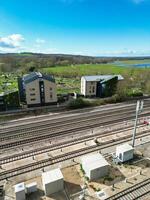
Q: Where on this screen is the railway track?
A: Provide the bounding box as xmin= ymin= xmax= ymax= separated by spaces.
xmin=0 ymin=104 xmax=149 ymax=146
xmin=0 ymin=105 xmax=136 ymax=134
xmin=0 ymin=110 xmax=148 ymax=149
xmin=0 ymin=103 xmax=136 ymax=129
xmin=1 ymin=98 xmax=150 ymax=129
xmin=0 ymin=131 xmax=149 ymax=181
xmin=106 ymin=178 xmax=150 ymax=200
xmin=0 ymin=123 xmax=143 ymax=164
xmin=1 ymin=102 xmax=150 ymax=135
xmin=0 ymin=109 xmax=137 ymax=139
xmin=0 ymin=109 xmax=142 ymax=142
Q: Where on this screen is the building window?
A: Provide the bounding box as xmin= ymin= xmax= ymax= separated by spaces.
xmin=50 ymin=93 xmax=53 ymax=99
xmin=29 ymin=88 xmax=35 ymax=91
xmin=92 ymin=86 xmax=95 ymax=93
xmin=31 ymin=98 xmax=36 ymax=101
xmin=50 ymin=87 xmax=52 ymax=91
xmin=30 ymin=93 xmax=35 ymax=96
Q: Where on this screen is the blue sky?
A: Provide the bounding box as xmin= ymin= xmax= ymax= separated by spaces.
xmin=0 ymin=0 xmax=150 ymax=56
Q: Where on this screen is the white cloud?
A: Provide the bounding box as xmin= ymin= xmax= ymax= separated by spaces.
xmin=35 ymin=38 xmax=46 ymax=44
xmin=0 ymin=34 xmax=24 ymax=53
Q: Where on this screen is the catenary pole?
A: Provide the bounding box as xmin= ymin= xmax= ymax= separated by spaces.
xmin=132 ymin=100 xmax=144 ymax=147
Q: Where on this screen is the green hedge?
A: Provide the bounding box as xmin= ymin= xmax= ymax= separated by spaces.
xmin=67 ymin=98 xmax=91 ymax=109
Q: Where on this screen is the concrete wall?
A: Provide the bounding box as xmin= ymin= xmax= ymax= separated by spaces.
xmin=83 ymin=164 xmax=109 ymax=180
xmin=81 ymin=77 xmax=86 ymax=96
xmin=116 ymin=149 xmax=134 ymax=162
xmin=15 ymin=183 xmax=26 ymax=200
xmin=43 ymin=179 xmax=64 ymax=196
xmin=85 ymin=81 xmax=97 ymax=97
xmin=15 ymin=191 xmax=26 ymax=200
xmin=44 ymin=79 xmax=57 ymax=103
xmin=123 ymin=150 xmax=134 ymax=162
xmin=25 ymin=79 xmax=41 ymax=105
xmin=81 ymin=77 xmax=97 ymax=97
xmin=87 ymin=166 xmax=109 ymax=180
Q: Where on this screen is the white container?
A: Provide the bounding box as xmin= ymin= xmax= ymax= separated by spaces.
xmin=42 ymin=168 xmax=64 ymax=196
xmin=15 ymin=182 xmax=26 ymax=200
xmin=116 ymin=143 xmax=134 ymax=163
xmin=26 ymin=182 xmax=37 ymax=194
xmin=81 ymin=153 xmax=109 ymax=180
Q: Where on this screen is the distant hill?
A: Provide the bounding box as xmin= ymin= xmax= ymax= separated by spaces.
xmin=0 ymin=52 xmax=150 ymax=73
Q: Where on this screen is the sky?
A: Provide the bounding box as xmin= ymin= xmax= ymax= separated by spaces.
xmin=0 ymin=0 xmax=150 ymax=56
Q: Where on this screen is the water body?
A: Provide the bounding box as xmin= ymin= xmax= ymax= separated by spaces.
xmin=113 ymin=61 xmax=150 ymax=68
xmin=132 ymin=63 xmax=150 ymax=68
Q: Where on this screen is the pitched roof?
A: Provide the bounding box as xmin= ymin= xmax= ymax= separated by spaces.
xmin=23 ymin=72 xmax=55 ymax=84
xmin=81 ymin=153 xmax=109 ymax=170
xmin=42 ymin=168 xmax=63 ymax=184
xmin=116 ymin=143 xmax=133 ymax=153
xmin=82 ymin=75 xmax=124 ymax=82
xmin=15 ymin=182 xmax=25 ymax=193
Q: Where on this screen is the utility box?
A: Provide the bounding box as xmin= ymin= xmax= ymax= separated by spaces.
xmin=81 ymin=153 xmax=109 ymax=180
xmin=26 ymin=182 xmax=37 ymax=194
xmin=116 ymin=143 xmax=134 ymax=163
xmin=42 ymin=168 xmax=64 ymax=196
xmin=15 ymin=182 xmax=26 ymax=200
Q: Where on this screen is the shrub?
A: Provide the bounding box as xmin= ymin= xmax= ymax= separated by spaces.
xmin=85 ymin=176 xmax=89 ymax=181
xmin=80 ymin=164 xmax=85 ymax=174
xmin=57 ymin=95 xmax=66 ymax=103
xmin=90 ymin=185 xmax=101 ymax=192
xmin=127 ymin=89 xmax=143 ymax=97
xmin=68 ymin=98 xmax=91 ymax=109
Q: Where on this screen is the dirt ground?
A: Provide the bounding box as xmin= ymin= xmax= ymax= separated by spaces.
xmin=62 ymin=165 xmax=83 ymax=197
xmin=1 ymin=122 xmax=150 ymax=200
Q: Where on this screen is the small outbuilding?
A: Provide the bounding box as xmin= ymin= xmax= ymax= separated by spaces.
xmin=116 ymin=143 xmax=134 ymax=163
xmin=81 ymin=153 xmax=109 ymax=180
xmin=26 ymin=182 xmax=37 ymax=194
xmin=42 ymin=168 xmax=64 ymax=196
xmin=15 ymin=182 xmax=26 ymax=200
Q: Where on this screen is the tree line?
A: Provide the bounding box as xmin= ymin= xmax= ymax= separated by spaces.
xmin=1 ymin=52 xmax=149 ymax=73
xmin=0 ymin=53 xmax=116 ymax=73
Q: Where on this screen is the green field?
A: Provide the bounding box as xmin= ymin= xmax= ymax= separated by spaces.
xmin=41 ymin=63 xmax=149 ymax=94
xmin=41 ymin=64 xmax=129 ymax=77
xmin=0 ymin=74 xmax=18 ymax=93
xmin=56 ymin=77 xmax=80 ymax=94
xmin=1 ymin=61 xmax=150 ymax=95
xmin=41 ymin=63 xmax=150 ymax=81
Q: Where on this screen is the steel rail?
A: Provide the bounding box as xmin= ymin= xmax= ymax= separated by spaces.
xmin=0 ymin=110 xmax=148 ymax=149
xmin=0 ymin=105 xmax=138 ymax=134
xmin=0 ymin=124 xmax=142 ymax=164
xmin=1 ymin=102 xmax=150 ymax=134
xmin=106 ymin=178 xmax=150 ymax=200
xmin=1 ymin=98 xmax=150 ymax=129
xmin=0 ymin=131 xmax=149 ymax=181
xmin=0 ymin=109 xmax=140 ymax=141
